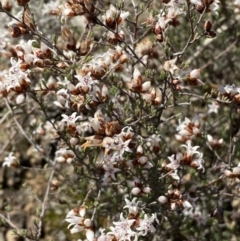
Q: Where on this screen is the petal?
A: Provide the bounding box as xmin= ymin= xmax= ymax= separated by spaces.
xmin=86 ymin=229 xmax=94 ymax=241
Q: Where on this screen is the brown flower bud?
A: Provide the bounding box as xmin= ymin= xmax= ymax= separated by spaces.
xmin=17 ymin=0 xmax=30 ymax=6
xmin=19 ymin=61 xmax=30 ymax=71
xmin=2 ymin=0 xmax=13 ymax=11
xmin=162 ymin=0 xmax=171 ymax=3
xmin=105 ymin=121 xmax=121 ymax=136
xmin=34 ymin=59 xmax=44 ymax=68
xmin=105 ymin=18 xmax=117 ymax=30
xmin=208 ymin=30 xmax=217 ymax=38
xmin=9 ymin=25 xmax=22 ymax=38
xmin=78 ymin=40 xmax=92 ymax=56
xmin=204 ymin=20 xmax=212 ymax=32
xmin=35 ymin=50 xmax=46 ymax=59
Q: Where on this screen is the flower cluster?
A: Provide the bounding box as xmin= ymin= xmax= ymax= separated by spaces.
xmin=66 ymin=197 xmax=158 ymax=241
xmin=65 ymin=205 xmax=94 ymax=240
xmin=218 ymin=84 xmax=240 ymax=105
xmin=164 ymin=140 xmax=204 ymax=181
xmin=1 ymin=1 xmax=240 ymax=241
xmin=175 ymin=117 xmax=201 ymax=142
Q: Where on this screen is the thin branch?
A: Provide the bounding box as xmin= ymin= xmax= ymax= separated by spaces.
xmin=173 ymin=6 xmax=206 ymax=57
xmin=91 ymin=189 xmax=102 ymax=222
xmin=0 ymin=6 xmax=69 ymax=61
xmin=4 ymin=98 xmax=44 ymax=155
xmin=0 ymin=213 xmax=31 ymax=241
xmin=36 ymin=159 xmax=57 ymax=239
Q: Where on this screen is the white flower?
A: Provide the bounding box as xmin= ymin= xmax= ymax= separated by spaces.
xmin=218 ymin=84 xmax=240 ymax=96
xmin=207 ymin=134 xmax=223 ymax=147
xmin=191 ymin=152 xmax=205 ymax=172
xmin=2 ymin=152 xmax=18 ymax=167
xmin=208 ymin=101 xmax=219 ymax=114
xmin=188 ymin=69 xmax=203 ymax=86
xmin=54 ymin=88 xmax=70 ymax=109
xmin=110 ymin=136 xmax=132 ymax=157
xmin=55 ymin=148 xmax=75 ymax=163
xmin=66 ymin=207 xmax=94 ymax=240
xmin=183 ymin=200 xmax=193 ymax=209
xmin=102 ymin=4 xmax=130 ymax=28
xmin=66 ymin=216 xmax=84 ymax=234
xmin=169 ymin=170 xmax=180 ymax=181
xmin=181 ymin=140 xmax=200 ymax=157
xmin=108 ymin=213 xmax=136 ymax=241
xmin=103 ymin=161 xmax=120 ymax=182
xmin=123 ymin=197 xmax=141 ymax=215
xmin=136 ymin=214 xmax=157 ymax=236
xmin=146 ymin=134 xmax=161 ymax=151
xmin=166 ymin=153 xmax=183 ymax=170
xmin=75 ymin=73 xmax=98 ymax=93
xmin=176 ymin=117 xmax=200 ymax=142
xmin=61 ymin=112 xmax=81 ymax=127
xmin=97 ymin=229 xmax=112 ymax=241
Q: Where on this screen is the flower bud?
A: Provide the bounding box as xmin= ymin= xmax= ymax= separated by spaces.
xmin=84 ymin=218 xmax=92 ymax=228
xmin=184 ymin=200 xmax=192 ymax=209
xmin=119 ymin=30 xmax=125 ymax=41
xmin=131 ymin=187 xmax=141 ymax=195
xmin=141 ymin=81 xmax=151 ymax=92
xmin=70 ymin=137 xmax=79 ymax=146
xmin=9 ymin=25 xmax=22 ymax=38
xmin=204 ymin=20 xmax=212 ymax=32
xmin=17 ymin=0 xmax=30 ymax=6
xmin=137 ymin=145 xmax=143 ymax=156
xmin=233 ymin=167 xmax=240 ymax=176
xmin=19 ymin=62 xmax=30 ymax=71
xmin=138 ymin=156 xmax=148 ymax=165
xmin=50 ymin=179 xmax=60 ymax=191
xmin=2 ymin=0 xmax=13 ymax=11
xmin=143 ymin=186 xmax=151 ymax=194
xmin=16 ymin=93 xmax=26 ymax=104
xmin=208 ymin=30 xmax=217 ymax=38
xmin=101 ymin=84 xmax=109 ymax=101
xmin=158 ymin=195 xmax=168 ymax=204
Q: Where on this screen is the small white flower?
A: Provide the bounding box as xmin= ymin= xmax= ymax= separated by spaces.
xmin=136 ymin=214 xmax=157 ymax=236
xmin=191 ymin=152 xmax=205 ymax=172
xmin=61 ymin=112 xmax=81 ymax=127
xmin=123 ymin=197 xmax=141 ymax=215
xmin=55 ymin=148 xmax=75 ymax=163
xmin=103 ymin=161 xmax=120 ymax=182
xmin=169 ymin=170 xmax=180 ymax=181
xmin=166 ymin=153 xmax=183 ymax=170
xmin=181 ymin=140 xmax=200 ymax=157
xmin=75 ymin=73 xmax=98 ymax=93
xmin=2 ymin=152 xmax=18 ymax=167
xmin=108 ymin=213 xmax=136 ymax=240
xmin=208 ymin=101 xmax=219 ymax=114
